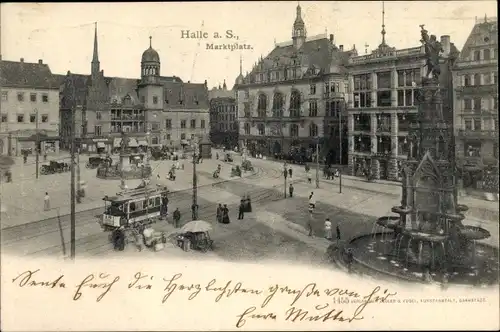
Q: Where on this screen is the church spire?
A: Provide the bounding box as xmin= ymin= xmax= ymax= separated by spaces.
xmin=292 ymin=3 xmax=306 ymax=49
xmin=239 ymin=54 xmax=242 ymax=75
xmin=91 ymin=22 xmax=100 ymax=77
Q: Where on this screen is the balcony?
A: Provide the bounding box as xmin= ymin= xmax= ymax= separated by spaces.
xmin=455 ymin=84 xmax=497 ymax=95
xmin=460 ymin=108 xmax=497 ymax=116
xmin=454 ymin=59 xmax=498 ymax=68
xmin=376 ymin=125 xmax=392 ymax=134
xmin=458 ymin=129 xmax=498 ymax=139
xmin=110 ymin=115 xmax=146 ymax=121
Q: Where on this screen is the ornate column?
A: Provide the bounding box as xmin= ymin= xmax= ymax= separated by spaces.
xmin=347 ymin=114 xmax=355 ymax=175
xmin=370 ymin=113 xmax=380 ymax=179
xmin=371 ymin=72 xmax=377 ymax=107
xmin=347 ymin=74 xmax=354 ymax=108
xmin=388 ymin=113 xmax=399 ymax=181
xmin=391 ymin=67 xmax=398 ymax=107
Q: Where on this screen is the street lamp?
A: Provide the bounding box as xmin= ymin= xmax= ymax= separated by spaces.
xmin=192 ymin=138 xmax=199 ymax=220
xmin=315 ymin=136 xmax=320 ymax=189
xmin=283 ymin=161 xmax=288 ymax=198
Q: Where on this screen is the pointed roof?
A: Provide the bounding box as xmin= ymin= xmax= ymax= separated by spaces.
xmin=92 ymin=22 xmax=99 ymax=64
xmin=454 ymin=18 xmax=498 ymax=66
xmin=294 ymin=4 xmax=305 ymax=27
xmin=142 ymin=36 xmax=160 ymax=63
xmin=412 ymin=151 xmax=441 ymax=186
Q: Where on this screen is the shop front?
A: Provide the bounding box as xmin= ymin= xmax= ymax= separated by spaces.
xmin=15 ymin=131 xmax=60 ymax=156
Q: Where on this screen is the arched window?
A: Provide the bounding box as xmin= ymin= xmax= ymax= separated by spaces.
xmin=244 ymin=123 xmax=250 ymax=135
xmin=309 ymin=123 xmax=318 ymax=137
xmin=257 ymin=123 xmax=265 ymax=135
xmin=474 ymin=50 xmax=481 ymax=61
xmin=272 ymin=92 xmax=284 ymax=116
xmin=257 ymin=94 xmax=267 ymax=117
xmin=290 ymin=124 xmax=299 ymax=137
xmin=290 ymin=90 xmax=301 ymax=117
xmin=437 ymin=136 xmax=446 ymax=160
xmin=474 ymin=73 xmax=481 ymax=86
xmin=484 ymin=49 xmax=491 ymax=60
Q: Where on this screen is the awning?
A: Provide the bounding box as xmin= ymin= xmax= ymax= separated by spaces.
xmin=97 ymin=142 xmax=106 ymax=148
xmin=113 ymin=138 xmax=122 ymax=148
xmin=138 ymin=140 xmax=148 ymax=146
xmin=128 ymin=138 xmax=138 ymax=147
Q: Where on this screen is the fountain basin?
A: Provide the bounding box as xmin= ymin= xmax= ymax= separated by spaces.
xmin=392 ymin=206 xmax=412 ymax=214
xmin=401 ymin=230 xmax=448 ymax=242
xmin=457 ymin=204 xmax=469 ymax=212
xmin=97 ymin=165 xmax=152 ymax=180
xmin=376 ymin=216 xmax=400 ymax=229
xmin=460 ymin=226 xmax=491 ymax=241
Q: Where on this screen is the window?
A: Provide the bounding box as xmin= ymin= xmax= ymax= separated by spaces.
xmin=244 ymin=123 xmax=250 ymax=135
xmin=151 ymin=137 xmax=159 ymax=145
xmin=95 ymin=125 xmax=102 ymax=136
xmin=201 ymin=120 xmax=205 ymax=129
xmin=474 ymin=73 xmax=481 ymax=86
xmin=166 ymin=119 xmax=172 ymax=129
xmin=465 ymin=142 xmax=481 ymax=157
xmin=354 ymin=74 xmax=371 ymax=91
xmin=166 ymin=134 xmax=171 ymax=140
xmin=354 ymin=92 xmax=371 ymax=108
xmin=181 ymin=133 xmax=186 ymax=140
xmin=326 ymin=100 xmax=341 ymax=117
xmin=42 ymin=94 xmax=48 ymax=103
xmin=96 ymin=111 xmax=102 ymax=120
xmin=1 ymin=114 xmax=7 ymax=122
xmin=181 ymin=120 xmax=186 ymax=129
xmin=1 ymin=91 xmax=8 ymax=101
xmin=464 ymin=119 xmax=472 ymax=130
xmin=190 ymin=119 xmax=196 ymax=128
xmin=483 ymin=73 xmax=491 ymax=85
xmin=290 ymin=124 xmax=299 ymax=137
xmin=30 ymin=114 xmax=36 ymax=123
xmin=464 ymin=98 xmax=472 ymax=110
xmin=484 ymin=49 xmax=491 ymax=60
xmin=30 ymin=93 xmax=37 ymax=102
xmin=151 ymin=123 xmax=160 ymax=131
xmin=257 ymin=94 xmax=267 ymax=117
xmin=464 ymin=75 xmax=471 ymax=86
xmin=257 ymin=123 xmax=265 ymax=135
xmin=473 ymin=50 xmax=481 ymax=61
xmin=397 ymin=69 xmax=420 ymax=87
xmin=309 ymin=123 xmax=318 ymax=137
xmin=17 ymin=114 xmax=24 ymax=123
xmin=153 ymin=96 xmax=158 ymax=104
xmin=141 ymin=96 xmax=145 ymax=103
xmin=289 ymin=90 xmax=301 ymax=116
xmin=473 ymin=97 xmax=482 ymax=111
xmin=494 ymin=72 xmax=498 ymax=84
xmin=17 ymin=92 xmax=24 ymax=102
xmin=309 ymin=100 xmax=318 ymax=117
xmin=473 ymin=118 xmax=481 ymax=131
xmin=41 ymin=114 xmax=48 ymax=123
xmin=309 ymin=84 xmax=316 ymax=95
xmin=272 ymin=92 xmax=284 ymax=114
xmin=377 ymin=91 xmax=392 ymax=107
xmin=377 ymin=71 xmax=391 ymax=89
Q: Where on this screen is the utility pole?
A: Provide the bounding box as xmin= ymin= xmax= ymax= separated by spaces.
xmin=70 ymin=77 xmax=76 ymax=260
xmin=192 ymin=144 xmax=198 ymax=220
xmin=283 ymin=162 xmax=287 ymax=198
xmin=76 ymin=147 xmax=81 ymax=203
xmin=315 ymin=137 xmax=320 ymax=189
xmin=339 ymin=97 xmax=344 ymax=194
xmin=35 ymin=109 xmax=39 ymax=179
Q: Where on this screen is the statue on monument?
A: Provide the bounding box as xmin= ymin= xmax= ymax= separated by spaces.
xmin=420 ymin=25 xmax=443 ymax=80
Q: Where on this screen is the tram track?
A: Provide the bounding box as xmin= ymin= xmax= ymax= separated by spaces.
xmin=4 ymin=164 xmax=284 ymax=257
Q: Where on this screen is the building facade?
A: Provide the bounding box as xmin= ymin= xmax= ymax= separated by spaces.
xmin=346 ymin=33 xmax=458 ymax=181
xmin=452 ymin=16 xmax=498 ymax=190
xmin=0 ymin=57 xmax=60 ymax=156
xmin=208 ymin=80 xmax=238 ymax=147
xmin=59 ymin=24 xmax=209 ymax=153
xmin=235 ymin=5 xmax=354 ymax=163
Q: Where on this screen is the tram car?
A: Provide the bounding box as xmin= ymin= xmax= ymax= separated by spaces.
xmin=100 ymin=186 xmax=169 ymax=232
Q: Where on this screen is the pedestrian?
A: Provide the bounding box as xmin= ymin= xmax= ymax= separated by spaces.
xmin=308 ymin=192 xmax=316 ymax=211
xmin=324 ymin=218 xmax=332 ymax=240
xmin=238 ymin=199 xmax=245 ymax=220
xmin=191 ymin=203 xmax=199 ymax=220
xmin=222 ymin=204 xmax=230 ymax=224
xmin=307 ymin=208 xmax=313 ymax=236
xmin=336 ymin=223 xmax=341 ymax=245
xmin=173 ymin=208 xmax=181 ymax=228
xmin=44 ymin=192 xmax=50 ymax=211
xmin=307 ymin=171 xmax=312 ymax=184
xmin=288 ymin=167 xmax=293 ymax=178
xmin=346 ymin=248 xmax=354 ymax=273
xmin=216 ymin=204 xmax=223 ymax=223
xmin=216 ymin=152 xmax=219 ymax=160
xmin=288 ymin=183 xmax=294 ymax=197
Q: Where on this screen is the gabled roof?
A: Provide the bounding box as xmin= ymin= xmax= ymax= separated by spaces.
xmin=455 ymin=19 xmax=498 ymax=64
xmin=107 ymin=77 xmax=139 ymax=104
xmin=0 ymin=60 xmax=60 ymax=89
xmin=59 ymin=73 xmax=91 ymax=108
xmin=163 ymin=81 xmax=208 ymax=109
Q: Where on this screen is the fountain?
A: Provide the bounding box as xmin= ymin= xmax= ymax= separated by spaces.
xmin=342 ymin=27 xmax=499 ymax=285
xmin=97 ymin=131 xmax=152 ymax=181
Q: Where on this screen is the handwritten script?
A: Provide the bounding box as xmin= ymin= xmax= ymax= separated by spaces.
xmin=11 ymin=269 xmax=397 ymax=328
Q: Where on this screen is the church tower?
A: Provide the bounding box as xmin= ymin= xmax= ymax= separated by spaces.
xmin=292 ymin=4 xmax=307 ymax=49
xmin=91 ymin=22 xmax=100 ymax=79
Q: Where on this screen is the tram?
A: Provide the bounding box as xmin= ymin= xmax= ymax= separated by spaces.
xmin=100 ymin=186 xmax=169 ymax=232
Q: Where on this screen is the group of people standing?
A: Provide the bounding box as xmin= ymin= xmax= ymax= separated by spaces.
xmin=216 ymin=204 xmax=231 ymax=224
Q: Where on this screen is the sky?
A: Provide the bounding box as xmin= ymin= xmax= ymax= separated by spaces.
xmin=1 ymin=1 xmax=497 ymax=90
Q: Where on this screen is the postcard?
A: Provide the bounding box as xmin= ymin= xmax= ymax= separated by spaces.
xmin=1 ymin=1 xmax=499 ymax=331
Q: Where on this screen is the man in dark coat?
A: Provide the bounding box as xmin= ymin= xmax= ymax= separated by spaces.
xmin=216 ymin=204 xmax=223 ymax=223
xmin=238 ymin=200 xmax=245 ymax=220
xmin=289 ymin=183 xmax=294 ymax=197
xmin=173 ymin=208 xmax=181 ymax=228
xmin=336 ymin=224 xmax=341 ymax=245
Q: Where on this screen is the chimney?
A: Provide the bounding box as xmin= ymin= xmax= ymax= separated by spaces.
xmin=38 ymin=59 xmax=43 ymax=64
xmin=440 ymin=35 xmax=451 ymax=57
xmin=67 ymin=70 xmax=71 ymax=75
xmin=339 ymin=45 xmax=344 ymax=51
xmin=20 ymin=58 xmax=24 ymax=63
xmin=329 ymin=34 xmax=334 ymax=43
xmin=204 ymin=79 xmax=207 ymax=86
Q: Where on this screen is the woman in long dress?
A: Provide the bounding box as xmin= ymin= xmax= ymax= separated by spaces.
xmin=222 ymin=204 xmax=230 ymax=224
